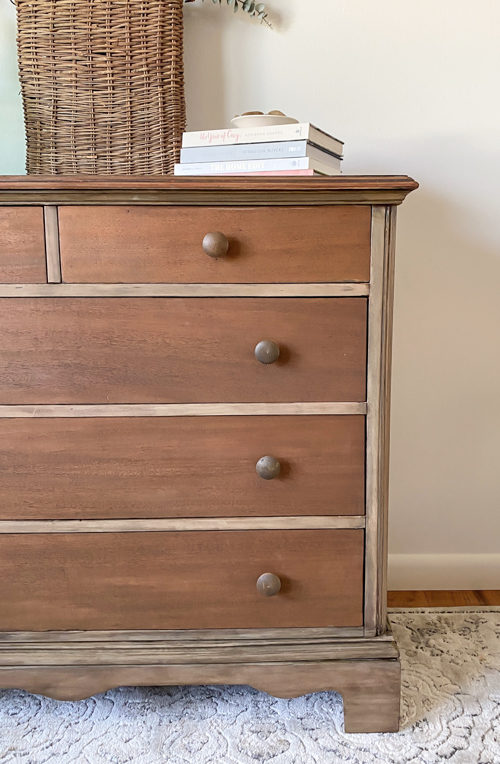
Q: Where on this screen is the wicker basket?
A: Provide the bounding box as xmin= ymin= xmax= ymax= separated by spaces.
xmin=15 ymin=0 xmax=186 ymax=175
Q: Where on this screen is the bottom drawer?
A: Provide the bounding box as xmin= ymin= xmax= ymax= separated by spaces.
xmin=0 ymin=530 xmax=364 ymax=631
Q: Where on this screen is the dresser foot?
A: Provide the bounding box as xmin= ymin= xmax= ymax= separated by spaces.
xmin=250 ymin=658 xmax=401 ymax=733
xmin=332 ymin=659 xmax=401 ymax=733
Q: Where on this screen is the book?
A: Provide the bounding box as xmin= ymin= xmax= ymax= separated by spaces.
xmin=180 ymin=140 xmax=342 ymax=165
xmin=174 ymin=156 xmax=341 ymax=177
xmin=181 ymin=123 xmax=344 ymax=156
xmin=216 ymin=170 xmax=322 ymax=176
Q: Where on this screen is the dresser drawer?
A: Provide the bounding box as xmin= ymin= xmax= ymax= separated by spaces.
xmin=0 ymin=207 xmax=47 ymax=283
xmin=0 ymin=530 xmax=364 ymax=630
xmin=0 ymin=297 xmax=367 ymax=403
xmin=0 ymin=415 xmax=365 ymax=520
xmin=58 ymin=205 xmax=371 ymax=284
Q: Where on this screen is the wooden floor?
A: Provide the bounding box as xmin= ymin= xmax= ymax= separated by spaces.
xmin=388 ymin=591 xmax=500 ymax=607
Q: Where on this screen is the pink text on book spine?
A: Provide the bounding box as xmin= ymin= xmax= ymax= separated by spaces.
xmin=199 ymin=130 xmax=243 ymax=145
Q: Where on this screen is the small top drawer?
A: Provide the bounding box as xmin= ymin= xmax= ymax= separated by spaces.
xmin=58 ymin=205 xmax=371 ymax=284
xmin=0 ymin=207 xmax=47 ymax=283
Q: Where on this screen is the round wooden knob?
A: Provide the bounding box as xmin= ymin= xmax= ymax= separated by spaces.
xmin=202 ymin=231 xmax=229 ymax=258
xmin=256 ymin=455 xmax=281 ymax=480
xmin=254 ymin=340 xmax=280 ymax=365
xmin=256 ymin=573 xmax=282 ymax=597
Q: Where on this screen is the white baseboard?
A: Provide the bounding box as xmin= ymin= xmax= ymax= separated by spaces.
xmin=388 ymin=554 xmax=500 ymax=590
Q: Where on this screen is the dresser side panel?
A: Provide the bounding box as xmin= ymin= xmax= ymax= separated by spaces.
xmin=364 ymin=206 xmax=396 ymax=636
xmin=377 ymin=206 xmax=397 ymax=631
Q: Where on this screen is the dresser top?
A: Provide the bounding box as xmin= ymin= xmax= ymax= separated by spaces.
xmin=0 ymin=175 xmax=418 ymax=206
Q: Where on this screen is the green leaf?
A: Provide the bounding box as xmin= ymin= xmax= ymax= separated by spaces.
xmin=255 ymin=3 xmax=266 ymax=10
xmin=227 ymin=0 xmax=234 ymax=4
xmin=234 ymin=0 xmax=238 ymax=12
xmin=243 ymin=0 xmax=251 ymax=9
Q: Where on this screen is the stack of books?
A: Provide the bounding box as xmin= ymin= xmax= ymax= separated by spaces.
xmin=174 ymin=123 xmax=343 ymax=177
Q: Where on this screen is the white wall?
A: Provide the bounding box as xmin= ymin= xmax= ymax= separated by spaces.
xmin=2 ymin=0 xmax=500 ymax=588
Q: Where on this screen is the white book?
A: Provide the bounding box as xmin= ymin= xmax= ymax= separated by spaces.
xmin=182 ymin=123 xmax=344 ymax=157
xmin=174 ymin=156 xmax=341 ymax=176
xmin=180 ymin=140 xmax=342 ymax=164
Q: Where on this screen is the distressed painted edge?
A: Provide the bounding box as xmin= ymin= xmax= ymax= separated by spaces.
xmin=0 ymin=283 xmax=369 ymax=297
xmin=0 ymin=627 xmax=368 ymax=643
xmin=42 ymin=207 xmax=61 ymax=284
xmin=0 ymin=637 xmax=398 ymax=666
xmin=364 ymin=206 xmax=389 ymax=637
xmin=0 ymin=516 xmax=366 ymax=534
xmin=376 ymin=207 xmax=397 ymax=631
xmin=0 ymin=402 xmax=367 ymax=418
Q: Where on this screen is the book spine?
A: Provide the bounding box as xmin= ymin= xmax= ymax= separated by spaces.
xmin=212 ymin=170 xmax=319 ymax=176
xmin=174 ymin=158 xmax=313 ymax=175
xmin=181 ymin=124 xmax=312 ymax=148
xmin=180 ymin=141 xmax=309 ymax=164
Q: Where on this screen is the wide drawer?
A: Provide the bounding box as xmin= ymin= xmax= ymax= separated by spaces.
xmin=0 ymin=207 xmax=47 ymax=283
xmin=0 ymin=297 xmax=367 ymax=403
xmin=0 ymin=416 xmax=365 ymax=520
xmin=0 ymin=530 xmax=364 ymax=630
xmin=58 ymin=205 xmax=372 ymax=284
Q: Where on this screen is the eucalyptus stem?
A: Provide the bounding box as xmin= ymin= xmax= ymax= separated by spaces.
xmin=184 ymin=0 xmax=272 ymax=28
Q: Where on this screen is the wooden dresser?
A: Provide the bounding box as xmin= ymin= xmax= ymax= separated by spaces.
xmin=0 ymin=175 xmax=417 ymax=733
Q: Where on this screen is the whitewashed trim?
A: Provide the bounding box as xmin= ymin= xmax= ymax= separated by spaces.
xmin=0 ymin=516 xmax=366 ymax=534
xmin=364 ymin=206 xmax=387 ymax=635
xmin=0 ymin=283 xmax=369 ymax=298
xmin=0 ymin=402 xmax=367 ymax=418
xmin=43 ymin=206 xmax=62 ymax=284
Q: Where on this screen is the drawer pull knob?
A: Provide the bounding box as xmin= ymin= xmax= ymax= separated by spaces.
xmin=254 ymin=340 xmax=280 ymax=365
xmin=202 ymin=231 xmax=229 ymax=259
xmin=256 ymin=455 xmax=281 ymax=480
xmin=256 ymin=573 xmax=282 ymax=597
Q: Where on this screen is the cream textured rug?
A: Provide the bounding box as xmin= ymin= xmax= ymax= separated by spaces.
xmin=1 ymin=608 xmax=500 ymax=763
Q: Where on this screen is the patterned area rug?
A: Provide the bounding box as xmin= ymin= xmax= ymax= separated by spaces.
xmin=1 ymin=608 xmax=500 ymax=763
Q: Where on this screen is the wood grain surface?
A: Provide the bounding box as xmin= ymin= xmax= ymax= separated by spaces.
xmin=0 ymin=415 xmax=365 ymax=520
xmin=0 ymin=175 xmax=420 ymax=192
xmin=0 ymin=297 xmax=367 ymax=404
xmin=0 ymin=635 xmax=397 ymax=666
xmin=0 ymin=207 xmax=46 ymax=283
xmin=364 ymin=205 xmax=395 ymax=636
xmin=0 ymin=625 xmax=366 ymax=642
xmin=0 ymin=530 xmax=364 ymax=630
xmin=43 ymin=207 xmax=61 ymax=283
xmin=0 ymin=518 xmax=366 ymax=533
xmin=0 ymin=402 xmax=367 ymax=418
xmin=388 ymin=590 xmax=500 ymax=607
xmin=0 ymin=283 xmax=370 ymax=298
xmin=0 ymin=659 xmax=401 ymax=732
xmin=59 ymin=205 xmax=371 ymax=283
xmin=0 ymin=175 xmax=419 ymax=208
